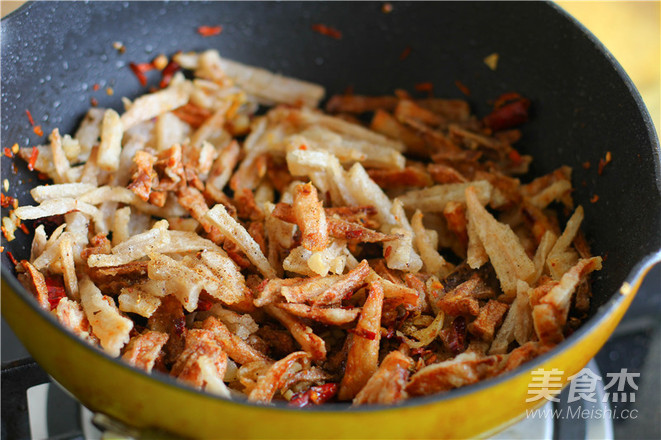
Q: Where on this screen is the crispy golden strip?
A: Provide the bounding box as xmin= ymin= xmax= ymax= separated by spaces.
xmin=312 ymin=260 xmax=371 ymax=306
xmin=19 ymin=260 xmax=50 ymax=310
xmin=171 ymin=329 xmax=229 ymax=397
xmin=468 ymin=300 xmax=509 ymax=342
xmin=205 ymin=204 xmax=277 ymax=279
xmin=465 ymin=185 xmax=535 ymax=298
xmin=265 ymin=305 xmax=327 ymax=361
xmin=293 ymin=182 xmax=329 ymax=252
xmin=121 ymin=331 xmax=169 ymax=373
xmin=276 ymin=303 xmax=361 ymax=326
xmin=406 ymin=352 xmax=502 ymax=396
xmin=325 ymin=95 xmax=398 ymax=114
xmin=352 ymin=350 xmax=414 ymax=405
xmin=248 ymin=351 xmax=312 ymax=403
xmin=202 ymin=316 xmax=271 ymax=365
xmin=338 ymin=281 xmax=384 ymax=401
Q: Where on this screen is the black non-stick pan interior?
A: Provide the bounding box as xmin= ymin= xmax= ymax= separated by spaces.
xmin=2 ymin=1 xmax=660 ymax=328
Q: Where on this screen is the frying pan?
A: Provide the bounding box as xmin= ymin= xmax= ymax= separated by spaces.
xmin=2 ymin=2 xmax=660 ymax=438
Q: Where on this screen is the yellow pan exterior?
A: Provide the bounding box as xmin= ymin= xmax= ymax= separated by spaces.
xmin=0 ymin=271 xmax=642 ymax=439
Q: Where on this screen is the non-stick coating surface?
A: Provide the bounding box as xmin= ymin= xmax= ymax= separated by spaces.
xmin=2 ymin=2 xmax=659 ymax=328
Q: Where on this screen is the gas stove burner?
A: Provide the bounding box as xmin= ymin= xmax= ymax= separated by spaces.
xmin=19 ymin=360 xmax=612 ymax=440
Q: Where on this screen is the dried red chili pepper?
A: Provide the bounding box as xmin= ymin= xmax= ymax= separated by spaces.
xmin=454 ymin=80 xmax=471 ymax=96
xmin=159 ymin=60 xmax=181 ymax=89
xmin=6 ymin=251 xmax=19 ymax=267
xmin=311 ymin=23 xmax=342 ymax=40
xmin=447 ymin=316 xmax=468 ymax=354
xmin=483 ymin=98 xmax=530 ymax=131
xmin=197 ymin=25 xmax=223 ymax=37
xmin=289 ymin=383 xmax=338 ymax=407
xmin=33 ymin=126 xmax=44 ymax=137
xmin=400 ymin=46 xmax=412 ymax=61
xmin=45 ymin=275 xmax=67 ymax=310
xmin=414 ymin=82 xmax=434 ymax=94
xmin=129 ymin=62 xmax=154 ymax=87
xmin=25 ymin=109 xmax=35 ymax=126
xmin=27 ymin=146 xmax=39 ymax=171
xmin=1 ymin=194 xmax=16 ymax=208
xmin=3 ymin=148 xmax=13 ymax=158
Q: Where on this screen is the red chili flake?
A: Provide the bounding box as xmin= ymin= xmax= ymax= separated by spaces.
xmin=90 ymin=97 xmax=98 ymax=107
xmin=27 ymin=146 xmax=39 ymax=171
xmin=582 ymin=161 xmax=591 ymax=170
xmin=348 ymin=327 xmax=377 ymax=340
xmin=197 ymin=25 xmax=223 ymax=37
xmin=93 ymin=83 xmax=100 ymax=91
xmin=414 ymin=81 xmax=434 ymax=95
xmin=33 ymin=126 xmax=44 ymax=137
xmin=311 ymin=23 xmax=342 ymax=40
xmin=382 ymin=2 xmax=393 ymax=13
xmin=399 ymin=46 xmax=412 ymax=61
xmin=597 ymin=151 xmax=612 ymax=176
xmin=37 ymin=172 xmax=49 ymax=181
xmin=45 ymin=276 xmax=67 ymax=310
xmin=1 ymin=193 xmax=16 ymax=208
xmin=2 ymin=225 xmax=10 ymax=241
xmin=6 ymin=251 xmax=19 ymax=267
xmin=129 ymin=61 xmax=155 ymax=87
xmin=590 ymin=194 xmax=599 ymax=203
xmin=159 ymin=60 xmax=181 ymax=89
xmin=454 ymin=80 xmax=471 ymax=96
xmin=19 ymin=223 xmax=29 ymax=234
xmin=384 ymin=245 xmax=393 ymax=258
xmin=508 ymin=149 xmax=523 ymax=166
xmin=289 ymin=383 xmax=338 ymax=407
xmin=299 ymin=144 xmax=308 ymax=150
xmin=25 ymin=109 xmax=35 ymax=126
xmin=196 ymin=298 xmax=213 ymax=312
xmin=447 ymin=316 xmax=467 ymax=354
xmin=483 ymin=98 xmax=530 ymax=131
xmin=3 ymin=148 xmax=13 ymax=158
xmin=493 ymin=92 xmax=524 ymax=109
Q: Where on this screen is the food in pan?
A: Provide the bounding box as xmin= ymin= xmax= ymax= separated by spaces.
xmin=7 ymin=49 xmax=601 ymax=406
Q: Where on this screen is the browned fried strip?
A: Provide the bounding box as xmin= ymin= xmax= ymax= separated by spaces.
xmin=19 ymin=260 xmax=49 ymax=309
xmin=202 ymin=316 xmax=271 ymax=365
xmin=325 ymin=95 xmax=398 ymax=114
xmin=171 ymin=329 xmax=228 ymax=394
xmin=248 ymin=351 xmax=312 ymax=403
xmin=468 ymin=300 xmax=509 ymax=342
xmin=276 ymin=303 xmax=361 ymax=326
xmin=366 ymin=167 xmax=433 ymax=189
xmin=338 ymin=281 xmax=384 ymax=401
xmin=293 ymin=182 xmax=329 ymax=252
xmin=122 ymin=330 xmax=169 ymax=373
xmin=265 ymin=305 xmax=327 ymax=361
xmin=352 ymin=350 xmax=414 ymax=405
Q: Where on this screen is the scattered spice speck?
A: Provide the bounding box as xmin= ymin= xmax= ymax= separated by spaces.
xmin=112 ymin=41 xmax=126 ymax=54
xmin=598 ymin=151 xmax=612 ymax=175
xmin=93 ymin=83 xmax=100 ymax=91
xmin=414 ymin=82 xmax=434 ymax=96
xmin=3 ymin=148 xmax=13 ymax=158
xmin=90 ymin=97 xmax=99 ymax=107
xmin=382 ymin=2 xmax=393 ymax=13
xmin=582 ymin=161 xmax=591 ymax=170
xmin=106 ymin=87 xmax=114 ymax=96
xmin=27 ymin=146 xmax=39 ymax=171
xmin=11 ymin=143 xmax=19 ymax=154
xmin=590 ymin=194 xmax=599 ymax=203
xmin=33 ymin=126 xmax=44 ymax=137
xmin=454 ymin=80 xmax=471 ymax=96
xmin=400 ymin=46 xmax=412 ymax=61
xmin=483 ymin=53 xmax=499 ymax=71
xmin=197 ymin=25 xmax=223 ymax=37
xmin=311 ymin=23 xmax=342 ymax=40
